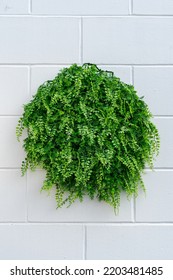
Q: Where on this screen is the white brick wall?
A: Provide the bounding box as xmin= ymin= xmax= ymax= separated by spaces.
xmin=0 ymin=0 xmax=29 ymax=14
xmin=0 ymin=67 xmax=29 ymax=115
xmin=133 ymin=0 xmax=173 ymax=15
xmin=83 ymin=18 xmax=173 ymax=64
xmin=87 ymin=225 xmax=173 ymax=259
xmin=0 ymin=17 xmax=80 ymax=63
xmin=32 ymin=0 xmax=130 ymax=16
xmin=0 ymin=1 xmax=173 ymax=260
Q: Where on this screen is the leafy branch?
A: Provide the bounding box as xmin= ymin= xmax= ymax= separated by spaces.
xmin=16 ymin=64 xmax=160 ymax=210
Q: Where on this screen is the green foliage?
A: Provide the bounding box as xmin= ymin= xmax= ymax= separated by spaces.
xmin=16 ymin=63 xmax=160 ymax=210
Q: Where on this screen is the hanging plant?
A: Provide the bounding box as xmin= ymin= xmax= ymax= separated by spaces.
xmin=16 ymin=64 xmax=160 ymax=210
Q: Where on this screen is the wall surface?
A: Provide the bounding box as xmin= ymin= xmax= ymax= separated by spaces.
xmin=0 ymin=0 xmax=173 ymax=260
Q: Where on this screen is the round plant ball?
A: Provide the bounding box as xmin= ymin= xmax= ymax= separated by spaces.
xmin=16 ymin=64 xmax=160 ymax=209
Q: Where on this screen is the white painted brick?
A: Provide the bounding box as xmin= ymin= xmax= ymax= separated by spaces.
xmin=87 ymin=225 xmax=173 ymax=259
xmin=0 ymin=0 xmax=28 ymax=14
xmin=31 ymin=66 xmax=63 ymax=96
xmin=0 ymin=118 xmax=25 ymax=167
xmin=83 ymin=18 xmax=173 ymax=64
xmin=0 ymin=170 xmax=26 ymax=222
xmin=134 ymin=67 xmax=173 ymax=115
xmin=27 ymin=170 xmax=132 ymax=222
xmin=32 ymin=0 xmax=129 ymax=15
xmin=153 ymin=118 xmax=173 ymax=168
xmin=133 ymin=0 xmax=173 ymax=15
xmin=100 ymin=66 xmax=132 ymax=84
xmin=31 ymin=65 xmax=131 ymax=96
xmin=0 ymin=67 xmax=29 ymax=115
xmin=0 ymin=18 xmax=80 ymax=64
xmin=136 ymin=171 xmax=173 ymax=222
xmin=0 ymin=225 xmax=83 ymax=259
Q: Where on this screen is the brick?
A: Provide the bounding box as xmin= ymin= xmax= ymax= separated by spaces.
xmin=31 ymin=66 xmax=63 ymax=96
xmin=0 ymin=170 xmax=26 ymax=222
xmin=86 ymin=225 xmax=173 ymax=259
xmin=136 ymin=171 xmax=173 ymax=222
xmin=134 ymin=67 xmax=173 ymax=115
xmin=32 ymin=0 xmax=129 ymax=15
xmin=0 ymin=17 xmax=80 ymax=64
xmin=133 ymin=0 xmax=173 ymax=15
xmin=0 ymin=225 xmax=83 ymax=259
xmin=83 ymin=18 xmax=173 ymax=64
xmin=153 ymin=118 xmax=173 ymax=168
xmin=27 ymin=170 xmax=132 ymax=222
xmin=0 ymin=67 xmax=29 ymax=115
xmin=0 ymin=0 xmax=28 ymax=14
xmin=0 ymin=118 xmax=25 ymax=167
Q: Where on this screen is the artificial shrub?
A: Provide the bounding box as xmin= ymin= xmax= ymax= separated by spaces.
xmin=16 ymin=64 xmax=160 ymax=209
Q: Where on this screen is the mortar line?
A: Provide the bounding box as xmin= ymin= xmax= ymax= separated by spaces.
xmin=0 ymin=115 xmax=21 ymax=118
xmin=3 ymin=63 xmax=173 ymax=66
xmin=0 ymin=63 xmax=72 ymax=66
xmin=26 ymin=171 xmax=28 ymax=223
xmin=1 ymin=222 xmax=173 ymax=225
xmin=83 ymin=225 xmax=87 ymax=260
xmin=129 ymin=0 xmax=132 ymax=15
xmin=154 ymin=115 xmax=173 ymax=118
xmin=134 ymin=196 xmax=136 ymax=222
xmin=79 ymin=17 xmax=83 ymax=65
xmin=131 ymin=65 xmax=134 ymax=85
xmin=1 ymin=15 xmax=173 ymax=18
xmin=28 ymin=65 xmax=32 ymax=98
xmin=2 ymin=63 xmax=173 ymax=66
xmin=29 ymin=0 xmax=32 ymax=14
xmin=131 ymin=196 xmax=135 ymax=222
xmin=85 ymin=226 xmax=87 ymax=260
xmin=131 ymin=0 xmax=133 ymax=15
xmin=81 ymin=17 xmax=83 ymax=64
xmin=145 ymin=168 xmax=173 ymax=171
xmin=0 ymin=167 xmax=21 ymax=170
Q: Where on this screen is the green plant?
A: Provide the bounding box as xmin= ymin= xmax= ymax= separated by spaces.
xmin=16 ymin=63 xmax=160 ymax=210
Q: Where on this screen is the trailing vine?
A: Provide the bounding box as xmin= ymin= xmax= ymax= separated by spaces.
xmin=16 ymin=64 xmax=160 ymax=210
